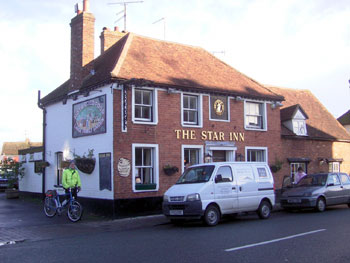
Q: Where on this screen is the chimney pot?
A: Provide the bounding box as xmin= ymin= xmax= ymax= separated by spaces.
xmin=114 ymin=26 xmax=119 ymax=32
xmin=83 ymin=0 xmax=90 ymax=12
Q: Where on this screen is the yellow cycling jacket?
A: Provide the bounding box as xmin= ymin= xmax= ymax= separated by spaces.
xmin=62 ymin=168 xmax=81 ymax=189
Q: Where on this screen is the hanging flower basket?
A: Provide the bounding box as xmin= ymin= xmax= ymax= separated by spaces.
xmin=75 ymin=158 xmax=96 ymax=174
xmin=163 ymin=165 xmax=179 ymax=176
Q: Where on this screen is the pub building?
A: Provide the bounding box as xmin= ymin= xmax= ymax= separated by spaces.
xmin=36 ymin=0 xmax=350 ymax=215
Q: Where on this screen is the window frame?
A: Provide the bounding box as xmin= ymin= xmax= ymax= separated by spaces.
xmin=244 ymin=100 xmax=267 ymax=131
xmin=181 ymin=145 xmax=204 ymax=172
xmin=181 ymin=93 xmax=203 ymax=127
xmin=132 ymin=87 xmax=158 ymax=125
xmin=329 ymin=162 xmax=340 ymax=173
xmin=245 ymin=147 xmax=268 ymax=163
xmin=55 ymin=152 xmax=63 ymax=186
xmin=132 ymin=144 xmax=159 ymax=192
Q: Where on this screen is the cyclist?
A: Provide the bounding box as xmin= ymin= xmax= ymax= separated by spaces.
xmin=62 ymin=160 xmax=81 ymax=203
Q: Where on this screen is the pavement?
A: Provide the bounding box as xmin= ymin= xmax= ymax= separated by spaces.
xmin=0 ymin=192 xmax=167 ymax=246
xmin=0 ymin=192 xmax=282 ymax=246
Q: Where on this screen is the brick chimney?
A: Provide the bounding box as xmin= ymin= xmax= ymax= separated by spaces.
xmin=70 ymin=0 xmax=95 ymax=91
xmin=100 ymin=26 xmax=127 ymax=54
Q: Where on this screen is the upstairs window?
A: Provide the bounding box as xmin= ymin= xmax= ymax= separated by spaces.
xmin=293 ymin=120 xmax=307 ymax=136
xmin=245 ymin=101 xmax=266 ymax=130
xmin=132 ymin=88 xmax=158 ymax=124
xmin=182 ymin=94 xmax=202 ymax=127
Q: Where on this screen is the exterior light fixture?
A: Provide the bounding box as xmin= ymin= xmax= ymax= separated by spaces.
xmin=204 ymin=153 xmax=212 ymax=163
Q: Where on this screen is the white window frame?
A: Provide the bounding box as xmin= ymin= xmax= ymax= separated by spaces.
xmin=181 ymin=145 xmax=204 ymax=172
xmin=244 ymin=100 xmax=267 ymax=131
xmin=290 ymin=162 xmax=307 ymax=179
xmin=132 ymin=86 xmax=158 ymax=125
xmin=329 ymin=162 xmax=340 ymax=173
xmin=181 ymin=93 xmax=203 ymax=127
xmin=292 ymin=120 xmax=307 ymax=136
xmin=245 ymin=147 xmax=268 ymax=163
xmin=132 ymin=144 xmax=159 ymax=192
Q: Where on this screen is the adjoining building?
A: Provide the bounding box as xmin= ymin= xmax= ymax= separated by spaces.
xmin=337 ymin=110 xmax=350 ymax=134
xmin=36 ymin=0 xmax=350 ymax=215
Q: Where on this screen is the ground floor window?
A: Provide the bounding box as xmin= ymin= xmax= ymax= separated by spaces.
xmin=182 ymin=145 xmax=203 ymax=172
xmin=329 ymin=162 xmax=340 ymax=173
xmin=245 ymin=147 xmax=267 ymax=162
xmin=290 ymin=162 xmax=307 ymax=181
xmin=132 ymin=144 xmax=159 ymax=192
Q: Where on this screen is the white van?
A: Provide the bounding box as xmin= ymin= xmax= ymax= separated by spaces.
xmin=162 ymin=162 xmax=275 ymax=226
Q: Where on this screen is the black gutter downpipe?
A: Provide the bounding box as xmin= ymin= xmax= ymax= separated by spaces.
xmin=38 ymin=91 xmax=47 ymax=200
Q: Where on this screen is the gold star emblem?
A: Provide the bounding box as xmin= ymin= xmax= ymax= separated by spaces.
xmin=214 ymin=99 xmax=224 ymax=116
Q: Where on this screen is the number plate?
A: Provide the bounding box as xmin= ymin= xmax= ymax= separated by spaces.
xmin=169 ymin=210 xmax=183 ymax=216
xmin=288 ymin=198 xmax=301 ymax=204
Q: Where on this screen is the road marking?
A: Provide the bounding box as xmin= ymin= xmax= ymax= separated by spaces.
xmin=225 ymin=229 xmax=326 ymax=252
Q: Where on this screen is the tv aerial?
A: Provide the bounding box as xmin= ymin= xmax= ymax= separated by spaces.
xmin=152 ymin=17 xmax=166 ymax=40
xmin=108 ymin=1 xmax=144 ymax=31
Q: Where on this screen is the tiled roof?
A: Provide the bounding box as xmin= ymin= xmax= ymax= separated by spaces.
xmin=337 ymin=110 xmax=350 ymax=125
xmin=267 ymin=86 xmax=350 ymax=141
xmin=280 ymin=104 xmax=309 ymax=122
xmin=1 ymin=141 xmax=42 ymax=156
xmin=42 ymin=33 xmax=284 ymax=105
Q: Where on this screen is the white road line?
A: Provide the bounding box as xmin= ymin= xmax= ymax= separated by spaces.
xmin=225 ymin=229 xmax=326 ymax=252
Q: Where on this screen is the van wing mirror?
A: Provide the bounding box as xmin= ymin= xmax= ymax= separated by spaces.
xmin=215 ymin=174 xmax=223 ymax=183
xmin=282 ymin=175 xmax=292 ymax=189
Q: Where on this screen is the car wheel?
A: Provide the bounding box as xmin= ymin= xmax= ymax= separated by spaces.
xmin=258 ymin=200 xmax=271 ymax=219
xmin=315 ymin=197 xmax=326 ymax=212
xmin=204 ymin=205 xmax=220 ymax=226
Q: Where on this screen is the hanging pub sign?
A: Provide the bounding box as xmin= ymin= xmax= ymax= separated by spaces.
xmin=210 ymin=95 xmax=228 ymax=121
xmin=73 ymin=95 xmax=106 ymax=138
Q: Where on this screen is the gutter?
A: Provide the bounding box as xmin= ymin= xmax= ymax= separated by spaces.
xmin=37 ymin=90 xmax=47 ymax=199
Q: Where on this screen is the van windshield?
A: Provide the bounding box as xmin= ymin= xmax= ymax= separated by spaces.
xmin=176 ymin=165 xmax=215 ymax=184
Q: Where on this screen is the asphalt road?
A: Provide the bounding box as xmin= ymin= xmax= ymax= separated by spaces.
xmin=1 ymin=201 xmax=350 ymax=263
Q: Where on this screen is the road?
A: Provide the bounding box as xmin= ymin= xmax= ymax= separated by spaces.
xmin=1 ymin=202 xmax=350 ymax=263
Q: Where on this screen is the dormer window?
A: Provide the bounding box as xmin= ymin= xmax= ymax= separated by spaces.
xmin=281 ymin=104 xmax=308 ymax=136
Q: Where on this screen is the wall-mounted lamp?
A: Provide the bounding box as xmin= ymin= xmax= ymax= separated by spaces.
xmin=319 ymin=158 xmax=326 ymax=166
xmin=205 ymin=153 xmax=212 ymax=163
xmin=236 ymin=96 xmax=243 ymax=101
xmin=271 ymin=101 xmax=283 ymax=109
xmin=62 ymin=98 xmax=67 ymax=105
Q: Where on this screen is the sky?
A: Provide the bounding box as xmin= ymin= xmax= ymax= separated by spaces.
xmin=0 ymin=0 xmax=349 ymax=149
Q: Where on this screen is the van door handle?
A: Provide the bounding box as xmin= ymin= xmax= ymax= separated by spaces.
xmin=239 ymin=187 xmax=242 ymax=191
xmin=232 ymin=187 xmax=236 ymax=190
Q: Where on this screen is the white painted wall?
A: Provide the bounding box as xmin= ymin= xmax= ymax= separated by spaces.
xmin=19 ymin=152 xmax=43 ymax=193
xmin=44 ymin=85 xmax=114 ymax=200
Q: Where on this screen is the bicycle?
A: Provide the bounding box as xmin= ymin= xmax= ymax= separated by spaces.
xmin=44 ymin=185 xmax=83 ymax=222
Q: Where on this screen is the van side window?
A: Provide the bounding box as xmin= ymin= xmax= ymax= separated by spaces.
xmin=257 ymin=168 xmax=267 ymax=178
xmin=216 ymin=166 xmax=233 ymax=183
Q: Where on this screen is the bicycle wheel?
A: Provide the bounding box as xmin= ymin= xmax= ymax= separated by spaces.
xmin=44 ymin=197 xmax=57 ymax=217
xmin=67 ymin=200 xmax=83 ymax=222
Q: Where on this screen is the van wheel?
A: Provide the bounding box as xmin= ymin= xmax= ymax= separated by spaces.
xmin=257 ymin=200 xmax=271 ymax=219
xmin=204 ymin=205 xmax=220 ymax=226
xmin=315 ymin=197 xmax=326 ymax=212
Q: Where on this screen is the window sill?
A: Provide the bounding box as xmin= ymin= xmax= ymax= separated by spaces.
xmin=132 ymin=120 xmax=158 ymax=126
xmin=245 ymin=127 xmax=267 ymax=131
xmin=135 ymin=183 xmax=157 ymax=191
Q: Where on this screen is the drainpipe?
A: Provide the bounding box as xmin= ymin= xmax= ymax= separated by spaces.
xmin=37 ymin=91 xmax=46 ymax=199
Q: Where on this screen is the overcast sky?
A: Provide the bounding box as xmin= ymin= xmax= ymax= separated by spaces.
xmin=1 ymin=0 xmax=350 ymax=149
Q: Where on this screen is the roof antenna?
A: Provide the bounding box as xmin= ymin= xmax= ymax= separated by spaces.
xmin=108 ymin=1 xmax=144 ymax=32
xmin=152 ymin=17 xmax=166 ymax=40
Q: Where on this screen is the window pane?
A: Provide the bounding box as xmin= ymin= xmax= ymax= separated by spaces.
xmin=143 ymin=168 xmax=152 ymax=184
xmin=143 ymin=148 xmax=152 ymax=166
xmin=135 ymin=148 xmax=142 ymax=166
xmin=143 ymin=90 xmax=151 ymax=105
xmin=217 ymin=166 xmax=233 ymax=182
xmin=189 ymin=96 xmax=197 ymax=109
xmin=183 ymin=96 xmax=189 ymax=108
xmin=135 ymin=90 xmax=142 ymax=104
xmin=188 ymin=111 xmax=197 ymax=123
xmin=135 ymin=106 xmax=141 ymax=118
xmin=142 ymin=107 xmax=151 ymax=119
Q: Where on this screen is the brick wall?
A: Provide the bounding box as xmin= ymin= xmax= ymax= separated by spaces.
xmin=113 ymin=88 xmax=284 ymax=199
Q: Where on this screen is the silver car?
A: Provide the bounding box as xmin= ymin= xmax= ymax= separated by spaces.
xmin=280 ymin=173 xmax=350 ymax=212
